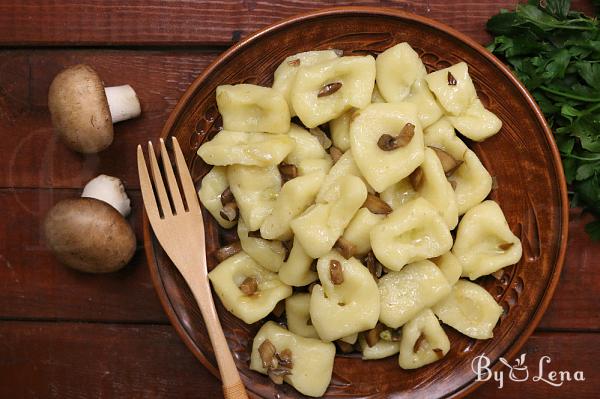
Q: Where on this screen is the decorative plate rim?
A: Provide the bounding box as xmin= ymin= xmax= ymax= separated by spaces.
xmin=143 ymin=6 xmax=569 ymax=399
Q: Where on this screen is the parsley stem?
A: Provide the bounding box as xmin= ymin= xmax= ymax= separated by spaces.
xmin=539 ymin=85 xmax=600 ymax=102
xmin=562 ymin=153 xmax=600 ymax=161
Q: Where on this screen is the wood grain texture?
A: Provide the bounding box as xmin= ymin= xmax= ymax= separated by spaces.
xmin=0 ymin=1 xmax=594 ymax=47
xmin=0 ymin=49 xmax=217 ymax=189
xmin=0 ymin=322 xmax=596 ymax=398
xmin=0 ymin=188 xmax=167 ymax=323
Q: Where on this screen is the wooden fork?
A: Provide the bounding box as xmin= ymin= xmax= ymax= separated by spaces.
xmin=137 ymin=137 xmax=248 ymax=399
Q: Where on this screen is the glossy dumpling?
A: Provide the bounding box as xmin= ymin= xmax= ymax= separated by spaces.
xmin=448 ymin=98 xmax=502 ymax=141
xmin=329 ymin=109 xmax=353 ymax=152
xmin=285 ymin=124 xmax=330 ymax=167
xmin=425 ymin=62 xmax=477 ymax=116
xmin=297 ymin=157 xmax=333 ymax=176
xmin=272 ymin=50 xmax=341 ymax=116
xmin=378 ymin=260 xmax=451 ymax=328
xmin=208 ymin=252 xmax=292 ymax=324
xmin=453 ymin=200 xmax=522 ymax=280
xmin=376 ymin=42 xmax=427 ymax=103
xmin=398 ymin=309 xmax=450 ymax=369
xmin=216 ymin=84 xmax=290 ymax=133
xmin=448 ymin=149 xmax=492 ymax=215
xmin=197 ymin=130 xmax=294 ymax=167
xmin=238 ymin=218 xmax=286 ymax=273
xmin=370 ymin=198 xmax=453 ymax=271
xmin=359 ymin=335 xmax=400 ymax=360
xmin=292 ymin=55 xmax=376 ymax=128
xmin=291 ymin=175 xmax=367 ymax=259
xmin=423 ymin=117 xmax=469 ymax=160
xmin=286 ymin=293 xmax=319 ymax=339
xmin=278 ymin=237 xmax=318 ymax=287
xmin=350 ymin=102 xmax=425 ymax=192
xmin=371 ymin=85 xmax=386 ymax=103
xmin=415 ymin=147 xmax=459 ymax=229
xmin=405 ymin=79 xmax=444 ymax=129
xmin=260 ymin=172 xmax=325 ymax=240
xmin=316 ymin=150 xmax=371 ymax=203
xmin=380 ymin=177 xmax=418 ymax=209
xmin=197 ymin=166 xmax=236 ymax=229
xmin=310 ymin=251 xmax=380 ymax=341
xmin=433 ymin=280 xmax=503 ymax=339
xmin=431 ymin=252 xmax=462 ymax=285
xmin=341 ymin=208 xmax=385 ymax=256
xmin=250 ymin=321 xmax=335 ymax=397
xmin=228 ymin=164 xmax=281 ymax=231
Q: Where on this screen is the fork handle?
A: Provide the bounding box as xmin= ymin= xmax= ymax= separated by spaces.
xmin=191 ymin=276 xmax=249 ymax=399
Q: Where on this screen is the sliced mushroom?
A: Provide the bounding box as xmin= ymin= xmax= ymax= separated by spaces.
xmin=258 ymin=339 xmax=277 ymax=369
xmin=409 ymin=167 xmax=424 ymax=190
xmin=287 ymin=58 xmax=301 ymax=67
xmin=365 ymin=323 xmax=385 ymax=347
xmin=430 ymin=147 xmax=463 ymax=176
xmin=364 ymin=251 xmax=383 ymax=280
xmin=329 ymin=259 xmax=344 ymax=285
xmin=317 ymin=82 xmax=342 ymax=97
xmin=239 ymin=276 xmax=258 ymax=296
xmin=278 ymin=163 xmax=298 ymax=182
xmin=447 ymin=71 xmax=457 ymax=86
xmin=276 ymin=348 xmax=294 ymax=369
xmin=268 ymin=367 xmax=292 ymax=384
xmin=413 ymin=333 xmax=426 ymax=353
xmin=377 ymin=123 xmax=415 ymax=151
xmin=214 ymin=241 xmax=242 ymax=262
xmin=333 ymin=237 xmax=356 ymax=259
xmin=363 ymin=193 xmax=393 ymax=215
xmin=220 ymin=187 xmax=234 ymax=206
xmin=220 ymin=202 xmax=238 ymax=222
xmin=329 ymin=146 xmax=343 ymax=164
xmin=271 ymin=300 xmax=285 ymax=318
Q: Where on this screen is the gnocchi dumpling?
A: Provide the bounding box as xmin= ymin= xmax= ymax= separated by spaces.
xmin=433 ymin=280 xmax=503 ymax=339
xmin=425 ymin=62 xmax=477 ymax=116
xmin=291 ymin=175 xmax=367 ymax=258
xmin=197 ymin=166 xmax=236 ymax=229
xmin=208 ymin=252 xmax=292 ymax=324
xmin=228 ymin=164 xmax=281 ymax=231
xmin=416 ymin=147 xmax=459 ymax=229
xmin=197 ymin=130 xmax=294 ymax=167
xmin=405 ymin=79 xmax=444 ymax=129
xmin=359 ymin=334 xmax=400 ymax=360
xmin=238 ymin=218 xmax=286 ymax=273
xmin=285 ymin=124 xmax=329 ymax=166
xmin=216 ymin=84 xmax=290 ymax=134
xmin=278 ymin=238 xmax=318 ymax=287
xmin=378 ymin=260 xmax=451 ymax=328
xmin=448 ymin=149 xmax=492 ymax=215
xmin=297 ymin=157 xmax=333 ymax=176
xmin=376 ymin=42 xmax=427 ymax=103
xmin=286 ymin=293 xmax=319 ymax=339
xmin=310 ymin=251 xmax=380 ymax=341
xmin=453 ymin=200 xmax=522 ymax=280
xmin=448 ymin=98 xmax=502 ymax=141
xmin=316 ymin=150 xmax=371 ymax=203
xmin=329 ymin=109 xmax=353 ymax=152
xmin=380 ymin=177 xmax=418 ymax=209
xmin=350 ymin=102 xmax=425 ymax=192
xmin=260 ymin=172 xmax=325 ymax=240
xmin=371 ymin=85 xmax=386 ymax=103
xmin=431 ymin=252 xmax=462 ymax=286
xmin=292 ymin=56 xmax=376 ymax=128
xmin=423 ymin=117 xmax=469 ymax=159
xmin=398 ymin=309 xmax=450 ymax=369
xmin=370 ymin=198 xmax=453 ymax=271
xmin=341 ymin=208 xmax=385 ymax=256
xmin=272 ymin=50 xmax=341 ymax=116
xmin=250 ymin=321 xmax=335 ymax=397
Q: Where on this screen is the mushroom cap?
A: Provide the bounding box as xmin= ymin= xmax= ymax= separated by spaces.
xmin=48 ymin=64 xmax=113 ymax=154
xmin=44 ymin=197 xmax=136 ymax=273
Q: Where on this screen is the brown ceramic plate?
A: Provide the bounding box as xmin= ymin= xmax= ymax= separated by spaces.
xmin=144 ymin=7 xmax=568 ymax=399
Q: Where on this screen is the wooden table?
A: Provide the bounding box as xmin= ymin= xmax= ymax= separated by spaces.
xmin=0 ymin=1 xmax=598 ymax=398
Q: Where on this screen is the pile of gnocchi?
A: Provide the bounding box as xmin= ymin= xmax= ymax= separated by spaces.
xmin=197 ymin=42 xmax=523 ymax=397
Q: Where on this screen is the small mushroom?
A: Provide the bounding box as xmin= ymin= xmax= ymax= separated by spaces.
xmin=333 ymin=237 xmax=356 ymax=259
xmin=219 ymin=187 xmax=234 ymax=206
xmin=214 ymin=241 xmax=242 ymax=262
xmin=278 ymin=163 xmax=298 ymax=182
xmin=364 ymin=251 xmax=383 ymax=280
xmin=409 ymin=167 xmax=424 ymax=190
xmin=48 ymin=64 xmax=141 ymax=153
xmin=276 ymin=348 xmax=294 ymax=369
xmin=363 ymin=193 xmax=393 ymax=215
xmin=329 ymin=259 xmax=344 ymax=285
xmin=239 ymin=276 xmax=258 ymax=296
xmin=220 ymin=202 xmax=238 ymax=222
xmin=377 ymin=123 xmax=415 ymax=151
xmin=317 ymin=82 xmax=342 ymax=97
xmin=329 ymin=146 xmax=343 ymax=164
xmin=447 ymin=71 xmax=457 ymax=86
xmin=258 ymin=339 xmax=277 ymax=369
xmin=365 ymin=323 xmax=385 ymax=347
xmin=44 ymin=175 xmax=136 ymax=273
xmin=268 ymin=367 xmax=292 ymax=385
xmin=429 ymin=147 xmax=463 ymax=176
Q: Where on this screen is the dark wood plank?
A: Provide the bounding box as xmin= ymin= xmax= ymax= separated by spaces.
xmin=0 ymin=322 xmax=595 ymax=398
xmin=0 ymin=49 xmax=217 ymax=189
xmin=0 ymin=321 xmax=221 ymax=399
xmin=0 ymin=1 xmax=594 ymax=47
xmin=0 ymin=188 xmax=168 ymax=323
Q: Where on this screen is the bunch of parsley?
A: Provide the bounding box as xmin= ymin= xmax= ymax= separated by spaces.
xmin=487 ymin=0 xmax=600 ymax=239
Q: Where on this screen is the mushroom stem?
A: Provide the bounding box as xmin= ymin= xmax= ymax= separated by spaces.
xmin=104 ymin=85 xmax=141 ymax=123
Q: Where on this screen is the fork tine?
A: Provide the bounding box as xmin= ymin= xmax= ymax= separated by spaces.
xmin=159 ymin=138 xmax=185 ymax=215
xmin=172 ymin=137 xmax=201 ymax=213
xmin=147 ymin=141 xmax=173 ymax=217
xmin=137 ymin=145 xmax=161 ymax=221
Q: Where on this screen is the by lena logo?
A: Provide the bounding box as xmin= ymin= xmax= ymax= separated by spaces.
xmin=472 ymin=353 xmax=585 ymax=389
